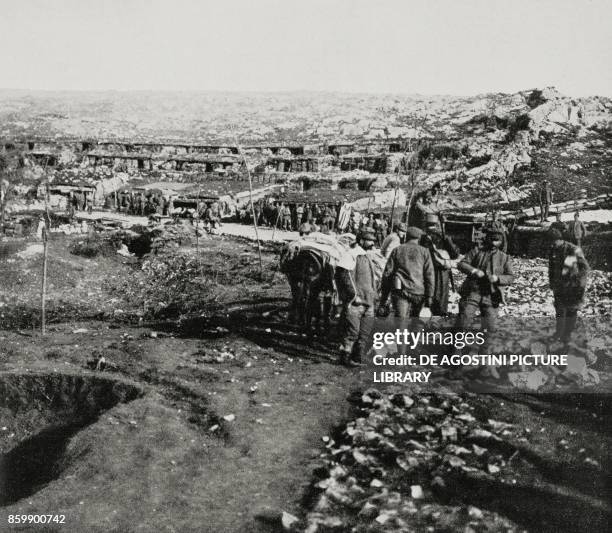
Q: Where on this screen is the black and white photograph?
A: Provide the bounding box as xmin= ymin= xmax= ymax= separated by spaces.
xmin=0 ymin=1 xmax=611 ymax=531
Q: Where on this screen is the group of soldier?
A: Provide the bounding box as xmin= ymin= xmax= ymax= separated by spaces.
xmin=324 ymin=212 xmax=590 ymax=368
xmin=109 ymin=193 xmax=174 ymax=217
xmin=106 ymin=194 xmax=232 ymax=231
xmin=239 ymin=200 xmax=395 ymax=243
xmin=240 ymin=201 xmax=345 ymax=232
xmin=67 ymin=190 xmax=94 ymax=216
xmin=299 ymin=211 xmax=393 ymax=246
xmin=334 ymin=215 xmax=462 ymax=366
xmin=550 ymin=210 xmax=588 ymax=247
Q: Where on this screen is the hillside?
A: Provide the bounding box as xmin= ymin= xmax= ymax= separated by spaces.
xmin=1 ymin=87 xmax=611 ymax=212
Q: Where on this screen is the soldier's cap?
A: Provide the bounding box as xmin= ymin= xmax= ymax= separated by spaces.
xmin=405 ymin=226 xmax=423 ymax=240
xmin=360 ymin=229 xmax=377 ymax=242
xmin=547 ymin=228 xmax=563 ymax=241
xmin=396 ymin=222 xmax=408 ymax=233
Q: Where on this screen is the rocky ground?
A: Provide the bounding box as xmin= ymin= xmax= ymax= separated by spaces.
xmin=0 ymin=231 xmax=611 ymax=532
xmin=2 ymin=87 xmax=612 ymax=215
xmin=1 ymin=87 xmax=611 ymax=531
xmin=302 ymin=389 xmax=612 ymax=533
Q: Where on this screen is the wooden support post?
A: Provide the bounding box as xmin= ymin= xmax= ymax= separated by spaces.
xmin=233 ymin=131 xmax=264 ymax=277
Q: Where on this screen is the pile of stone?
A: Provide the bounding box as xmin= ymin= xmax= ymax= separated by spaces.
xmin=303 ymin=391 xmax=522 ymax=532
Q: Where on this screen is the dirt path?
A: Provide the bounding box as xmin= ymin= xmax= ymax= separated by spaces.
xmin=218 ymin=222 xmax=298 ymax=242
xmin=128 ymin=329 xmax=357 ymax=533
xmin=75 ymin=210 xmax=300 ymax=242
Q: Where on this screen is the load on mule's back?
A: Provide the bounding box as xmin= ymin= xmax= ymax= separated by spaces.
xmin=280 ymin=231 xmax=344 ymax=335
xmin=280 ymin=244 xmax=335 ymax=334
xmin=279 ymin=229 xmax=386 ymax=340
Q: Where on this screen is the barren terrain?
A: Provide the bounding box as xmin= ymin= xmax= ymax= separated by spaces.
xmin=0 ymin=232 xmax=610 ymax=532
xmin=1 ymin=87 xmax=611 ymax=532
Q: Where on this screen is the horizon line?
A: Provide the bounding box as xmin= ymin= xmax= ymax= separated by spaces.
xmin=0 ymin=85 xmax=599 ymax=98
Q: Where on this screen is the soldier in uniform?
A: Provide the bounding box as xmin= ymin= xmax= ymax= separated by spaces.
xmin=548 ymin=228 xmax=589 ymax=343
xmin=381 ymin=222 xmax=407 ymax=258
xmin=211 ymin=201 xmax=220 ymax=221
xmin=420 ymin=214 xmax=460 ymax=316
xmin=338 ymin=228 xmax=378 ymax=366
xmin=349 ymin=211 xmax=361 ymax=235
xmin=67 ymin=192 xmax=76 ymax=219
xmin=456 ymin=229 xmax=514 ymax=351
xmin=322 ymin=205 xmax=336 ymax=232
xmin=135 ymin=194 xmax=144 ymax=216
xmin=281 ymin=203 xmax=292 ymax=231
xmin=486 ymin=211 xmax=508 ymax=253
xmin=567 ymin=211 xmax=587 ymax=248
xmin=373 ymin=214 xmax=388 ymax=247
xmin=379 ymin=226 xmax=434 ymax=318
xmin=295 ymin=203 xmax=304 ymax=230
xmin=539 ymin=179 xmax=553 ymax=222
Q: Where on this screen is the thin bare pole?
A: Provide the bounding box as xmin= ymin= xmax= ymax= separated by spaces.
xmin=41 ymin=158 xmax=51 ymax=335
xmin=0 ymin=172 xmax=13 ymax=235
xmin=388 ymin=149 xmax=405 ymax=225
xmin=41 ymin=223 xmax=48 ymax=334
xmin=404 ymin=117 xmax=426 ymax=223
xmin=233 ymin=131 xmax=263 ymax=276
xmin=195 ymin=174 xmax=203 ymax=271
xmin=404 ymin=146 xmax=418 ymax=223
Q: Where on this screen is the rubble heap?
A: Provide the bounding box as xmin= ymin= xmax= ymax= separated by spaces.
xmin=302 ymin=389 xmax=610 ymax=532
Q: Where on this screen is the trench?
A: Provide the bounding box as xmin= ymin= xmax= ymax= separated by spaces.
xmin=0 ymin=372 xmax=143 ymax=506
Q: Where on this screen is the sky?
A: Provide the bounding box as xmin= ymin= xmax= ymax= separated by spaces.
xmin=0 ymin=0 xmax=610 ymax=96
